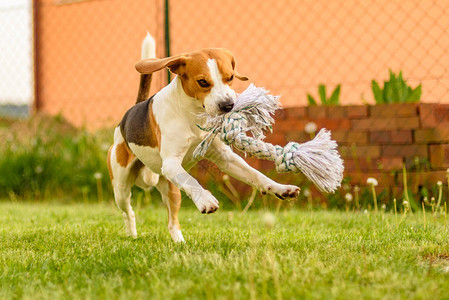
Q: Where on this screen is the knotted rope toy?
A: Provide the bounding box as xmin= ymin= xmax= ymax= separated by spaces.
xmin=193 ymin=84 xmax=344 ymax=193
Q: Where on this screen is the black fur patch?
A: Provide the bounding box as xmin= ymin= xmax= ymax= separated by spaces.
xmin=119 ymin=95 xmax=157 ymax=147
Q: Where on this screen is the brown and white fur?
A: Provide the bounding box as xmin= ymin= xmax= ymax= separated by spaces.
xmin=107 ymin=33 xmax=300 ymax=242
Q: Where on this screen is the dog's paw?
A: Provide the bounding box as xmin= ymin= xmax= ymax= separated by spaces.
xmin=192 ymin=189 xmax=219 ymax=214
xmin=263 ymin=184 xmax=300 ymax=200
xmin=169 ymin=228 xmax=185 ymax=243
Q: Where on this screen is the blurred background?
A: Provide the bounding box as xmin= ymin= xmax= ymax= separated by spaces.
xmin=1 ymin=0 xmax=449 ymax=210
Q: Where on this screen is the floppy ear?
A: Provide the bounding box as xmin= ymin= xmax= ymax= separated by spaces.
xmin=135 ymin=55 xmax=188 ymax=75
xmin=222 ymin=49 xmax=249 ymax=81
xmin=235 ymin=72 xmax=249 ymax=81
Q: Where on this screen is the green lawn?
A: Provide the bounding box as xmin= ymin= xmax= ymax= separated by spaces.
xmin=1 ymin=202 xmax=448 ymax=299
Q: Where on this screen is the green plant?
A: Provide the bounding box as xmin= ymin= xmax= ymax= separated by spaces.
xmin=307 ymin=84 xmax=341 ymax=106
xmin=0 ymin=115 xmax=112 ymax=200
xmin=371 ymin=70 xmax=422 ymax=104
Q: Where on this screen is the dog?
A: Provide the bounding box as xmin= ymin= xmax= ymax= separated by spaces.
xmin=107 ymin=33 xmax=300 ymax=242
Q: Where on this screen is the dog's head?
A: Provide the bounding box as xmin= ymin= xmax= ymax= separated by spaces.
xmin=135 ymin=49 xmax=248 ymax=115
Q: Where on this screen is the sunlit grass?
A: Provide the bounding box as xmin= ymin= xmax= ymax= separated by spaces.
xmin=1 ymin=201 xmax=449 ymax=299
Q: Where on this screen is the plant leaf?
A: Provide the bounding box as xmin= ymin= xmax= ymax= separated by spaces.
xmin=318 ymin=84 xmax=327 ymax=104
xmin=384 ymin=81 xmax=393 ymax=104
xmin=307 ymin=94 xmax=317 ymax=106
xmin=372 ymin=80 xmax=383 ymax=104
xmin=389 ymin=69 xmax=396 ymax=83
xmin=408 ymin=84 xmax=422 ymax=102
xmin=401 ymin=81 xmax=409 ymax=102
xmin=328 ymin=84 xmax=341 ymax=105
xmin=391 ymin=72 xmax=401 ymax=102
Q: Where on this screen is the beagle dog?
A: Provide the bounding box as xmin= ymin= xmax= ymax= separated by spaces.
xmin=107 ymin=34 xmax=300 ymax=242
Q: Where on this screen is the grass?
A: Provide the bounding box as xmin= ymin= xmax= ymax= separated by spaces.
xmin=1 ymin=202 xmax=449 ymax=299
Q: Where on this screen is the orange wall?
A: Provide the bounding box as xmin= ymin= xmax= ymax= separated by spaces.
xmin=36 ymin=0 xmax=449 ymax=129
xmin=36 ymin=0 xmax=166 ymax=129
xmin=170 ymin=0 xmax=449 ymax=106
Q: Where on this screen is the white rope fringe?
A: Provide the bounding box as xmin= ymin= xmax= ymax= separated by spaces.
xmin=194 ymin=84 xmax=345 ymax=193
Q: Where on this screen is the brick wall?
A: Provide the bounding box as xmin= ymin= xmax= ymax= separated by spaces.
xmin=260 ymin=103 xmax=449 ymax=188
xmin=191 ymin=103 xmax=449 ymax=196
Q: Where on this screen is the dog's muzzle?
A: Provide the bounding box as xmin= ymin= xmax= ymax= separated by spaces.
xmin=218 ymin=100 xmax=234 ymax=113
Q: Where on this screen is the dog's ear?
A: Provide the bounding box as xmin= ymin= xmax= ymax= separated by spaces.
xmin=135 ymin=55 xmax=188 ymax=75
xmin=221 ymin=49 xmax=249 ymax=81
xmin=235 ymin=72 xmax=249 ymax=81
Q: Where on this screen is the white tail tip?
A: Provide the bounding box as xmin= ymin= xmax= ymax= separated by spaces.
xmin=141 ymin=32 xmax=156 ymax=59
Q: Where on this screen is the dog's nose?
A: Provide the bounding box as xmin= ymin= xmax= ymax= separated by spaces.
xmin=219 ymin=101 xmax=234 ymax=113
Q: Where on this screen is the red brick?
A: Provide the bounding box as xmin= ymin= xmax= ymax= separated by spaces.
xmin=346 ymin=171 xmax=395 ymax=188
xmin=343 ymin=159 xmax=357 ymax=171
xmin=434 ymin=105 xmax=449 ymax=122
xmin=314 ymin=119 xmax=351 ymax=130
xmin=346 ymin=105 xmax=368 ymax=119
xmin=243 ymin=156 xmax=261 ymax=169
xmin=260 ymin=160 xmax=276 ymax=171
xmin=272 ymin=120 xmax=307 ymax=133
xmin=332 ymin=130 xmax=368 ymax=144
xmin=419 ymin=104 xmax=437 ymax=128
xmin=371 ymin=103 xmax=418 ymax=118
xmin=327 ymin=106 xmax=346 ymax=119
xmin=285 ymin=131 xmax=310 ymax=142
xmin=429 ymin=144 xmax=449 ymax=169
xmin=344 ymin=158 xmax=377 ymax=171
xmin=193 ymin=160 xmax=222 ymax=183
xmin=394 ymin=170 xmax=448 ymax=186
xmin=415 ymin=127 xmax=449 ymax=143
xmin=390 ymin=130 xmax=412 ymax=144
xmin=351 ymin=117 xmax=419 ymax=131
xmin=284 ymin=107 xmax=306 ymax=119
xmin=394 ymin=117 xmax=420 ymax=130
xmin=307 ymin=106 xmax=327 ymax=119
xmin=339 ymin=145 xmax=350 ymax=158
xmin=351 ymin=119 xmax=376 ymax=131
xmin=340 ymin=145 xmax=380 ymax=159
xmin=370 ymin=131 xmax=390 ymax=143
xmin=265 ymin=133 xmax=287 ymax=145
xmin=418 ymin=171 xmax=448 ymax=184
xmin=274 ymin=109 xmax=287 ymax=120
xmin=419 ymin=103 xmax=449 ymax=128
xmin=381 ymin=145 xmax=427 ymax=158
xmin=378 ymin=157 xmax=404 ymax=171
xmin=350 ymin=131 xmax=370 ymax=145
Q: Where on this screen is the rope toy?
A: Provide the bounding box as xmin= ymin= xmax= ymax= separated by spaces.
xmin=193 ymin=84 xmax=344 ymax=193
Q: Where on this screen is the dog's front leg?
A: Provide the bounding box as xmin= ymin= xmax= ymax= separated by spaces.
xmin=161 ymin=157 xmax=219 ymax=214
xmin=207 ymin=142 xmax=300 ymax=200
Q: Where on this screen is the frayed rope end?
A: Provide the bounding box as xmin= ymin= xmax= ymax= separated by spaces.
xmin=275 ymin=129 xmax=344 ymax=193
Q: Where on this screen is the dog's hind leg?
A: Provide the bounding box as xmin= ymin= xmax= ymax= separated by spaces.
xmin=114 ymin=183 xmax=137 ymax=238
xmin=108 ymin=143 xmax=139 ymax=238
xmin=155 ymin=176 xmax=184 ymax=243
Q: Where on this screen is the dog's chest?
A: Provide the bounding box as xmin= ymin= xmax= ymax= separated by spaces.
xmin=129 ymin=135 xmax=205 ymax=174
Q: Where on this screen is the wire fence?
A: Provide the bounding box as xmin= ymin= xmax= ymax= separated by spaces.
xmin=1 ymin=0 xmax=448 ymax=119
xmin=1 ymin=0 xmax=449 ymax=190
xmin=169 ymin=0 xmax=449 ymax=106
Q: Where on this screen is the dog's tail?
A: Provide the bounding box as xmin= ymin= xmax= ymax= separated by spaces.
xmin=136 ymin=32 xmax=156 ymax=104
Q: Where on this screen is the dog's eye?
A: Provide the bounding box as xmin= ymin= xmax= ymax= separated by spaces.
xmin=227 ymin=75 xmax=234 ymax=82
xmin=197 ymin=79 xmax=210 ymax=88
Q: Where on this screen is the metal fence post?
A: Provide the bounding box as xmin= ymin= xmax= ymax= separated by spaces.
xmin=164 ymin=0 xmax=171 ymax=83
